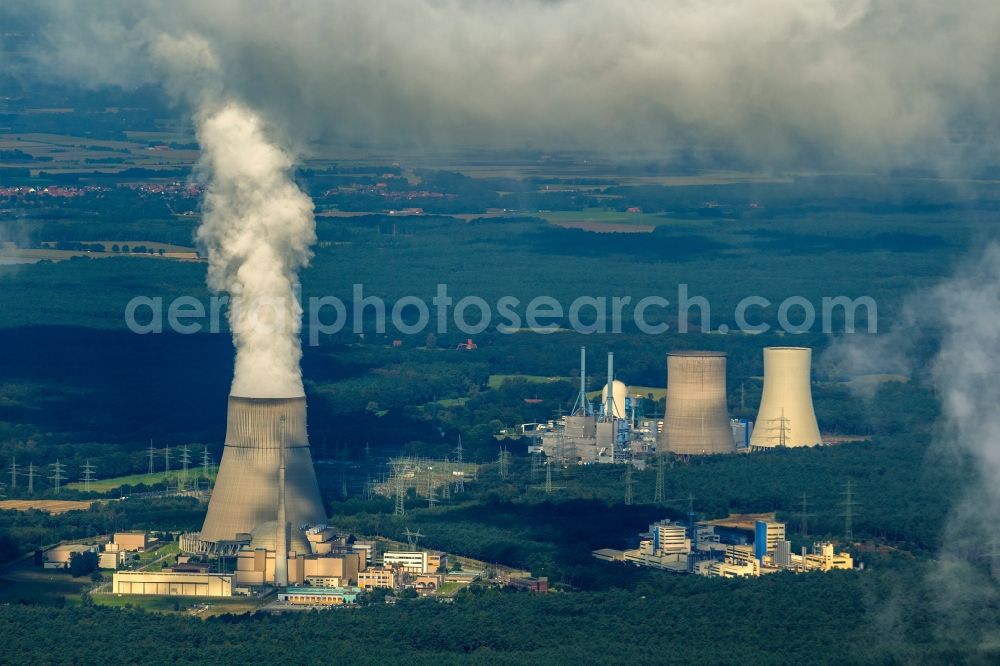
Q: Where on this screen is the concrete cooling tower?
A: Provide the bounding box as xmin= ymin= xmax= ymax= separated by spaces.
xmin=750 ymin=347 xmax=822 ymax=449
xmin=661 ymin=351 xmax=735 ymax=455
xmin=199 ymin=396 xmax=326 ymax=544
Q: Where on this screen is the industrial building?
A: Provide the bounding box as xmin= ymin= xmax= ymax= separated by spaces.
xmin=508 ymin=576 xmax=549 ymax=593
xmin=112 ymin=570 xmax=233 ymax=597
xmin=754 ymin=520 xmax=787 ymax=561
xmin=593 ymin=515 xmax=853 ymax=578
xmin=232 ymin=524 xmax=366 ymax=587
xmin=383 ymin=551 xmax=430 ymax=574
xmin=110 ymin=532 xmax=148 ymax=552
xmin=277 ymin=586 xmax=361 ymax=606
xmin=750 ymin=347 xmax=823 ymax=449
xmin=661 ymin=351 xmax=735 ymax=455
xmin=357 ymin=567 xmax=396 ymax=590
xmin=42 ymin=543 xmax=98 ymax=569
xmin=536 ymin=348 xmax=659 ymax=464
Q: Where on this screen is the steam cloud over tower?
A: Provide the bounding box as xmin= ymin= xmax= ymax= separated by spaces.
xmin=750 ymin=347 xmax=822 ymax=449
xmin=200 ymin=397 xmax=325 ymax=543
xmin=661 ymin=351 xmax=735 ymax=455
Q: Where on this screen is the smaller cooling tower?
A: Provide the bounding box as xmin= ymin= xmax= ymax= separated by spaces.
xmin=661 ymin=351 xmax=735 ymax=455
xmin=750 ymin=347 xmax=822 ymax=449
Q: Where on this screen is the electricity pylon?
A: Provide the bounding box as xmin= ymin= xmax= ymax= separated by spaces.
xmin=179 ymin=445 xmax=191 ymax=490
xmin=498 ymin=446 xmax=510 ymax=481
xmin=624 ymin=463 xmax=633 ymax=506
xmin=27 ymin=462 xmax=34 ymax=493
xmin=545 ymin=460 xmax=553 ymax=494
xmin=394 ymin=466 xmax=406 ymax=517
xmin=201 ymin=447 xmax=212 ymax=479
xmin=9 ymin=456 xmax=17 ymax=490
xmin=148 ymin=440 xmax=156 ymax=475
xmin=763 ymin=408 xmax=791 ymax=448
xmin=81 ymin=459 xmax=96 ymax=493
xmin=841 ymin=479 xmax=857 ymax=542
xmin=163 ymin=445 xmax=171 ymax=474
xmin=404 ymin=527 xmax=425 ymax=549
xmin=798 ymin=493 xmax=812 ymax=538
xmin=49 ymin=460 xmax=66 ymax=493
xmin=653 ymin=454 xmax=665 ymax=503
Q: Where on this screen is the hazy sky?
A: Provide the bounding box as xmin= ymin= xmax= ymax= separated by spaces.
xmin=5 ymin=1 xmax=1000 ymax=167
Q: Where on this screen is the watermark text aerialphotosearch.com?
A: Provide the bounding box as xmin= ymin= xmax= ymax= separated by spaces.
xmin=125 ymin=283 xmax=877 ymax=343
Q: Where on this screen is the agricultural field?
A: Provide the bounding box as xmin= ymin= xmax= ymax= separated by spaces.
xmin=0 ymin=499 xmax=99 ymax=515
xmin=65 ymin=469 xmax=215 ymax=494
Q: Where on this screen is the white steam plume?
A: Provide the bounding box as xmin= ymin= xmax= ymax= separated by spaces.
xmin=153 ymin=34 xmax=315 ymax=398
xmin=196 ymin=104 xmax=315 ymax=398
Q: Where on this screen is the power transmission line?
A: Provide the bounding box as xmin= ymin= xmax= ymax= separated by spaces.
xmin=27 ymin=462 xmax=34 ymax=494
xmin=163 ymin=445 xmax=171 ymax=474
xmin=545 ymin=460 xmax=553 ymax=494
xmin=148 ymin=440 xmax=156 ymax=475
xmin=9 ymin=456 xmax=17 ymax=490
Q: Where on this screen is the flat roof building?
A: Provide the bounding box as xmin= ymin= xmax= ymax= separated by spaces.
xmin=113 ymin=532 xmax=148 ymax=552
xmin=383 ymin=551 xmax=428 ymax=574
xmin=112 ymin=570 xmax=233 ymax=597
xmin=278 ymin=586 xmax=360 ymax=606
xmin=358 ymin=567 xmax=396 ymax=590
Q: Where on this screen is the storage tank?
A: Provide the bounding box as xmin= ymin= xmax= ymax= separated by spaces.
xmin=661 ymin=351 xmax=735 ymax=455
xmin=199 ymin=396 xmax=327 ymax=543
xmin=750 ymin=347 xmax=822 ymax=448
xmin=600 ymin=380 xmax=629 ymax=419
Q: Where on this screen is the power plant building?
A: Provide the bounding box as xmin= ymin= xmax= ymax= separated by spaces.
xmin=661 ymin=351 xmax=735 ymax=455
xmin=750 ymin=347 xmax=822 ymax=449
xmin=112 ymin=570 xmax=233 ymax=597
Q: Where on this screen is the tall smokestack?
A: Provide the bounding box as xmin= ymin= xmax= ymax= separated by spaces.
xmin=750 ymin=347 xmax=822 ymax=449
xmin=200 ymin=397 xmax=325 ymax=544
xmin=572 ymin=346 xmax=591 ymax=416
xmin=605 ymin=352 xmax=615 ymax=420
xmin=661 ymin=351 xmax=735 ymax=455
xmin=274 ymin=415 xmax=289 ymax=587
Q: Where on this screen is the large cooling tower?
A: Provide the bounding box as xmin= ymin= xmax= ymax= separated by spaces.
xmin=661 ymin=351 xmax=735 ymax=455
xmin=200 ymin=396 xmax=326 ymax=543
xmin=750 ymin=347 xmax=822 ymax=448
